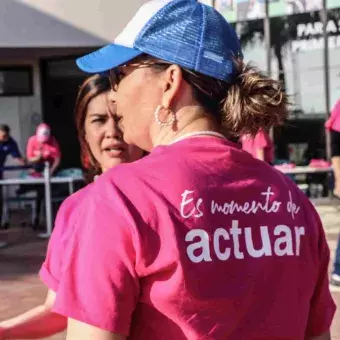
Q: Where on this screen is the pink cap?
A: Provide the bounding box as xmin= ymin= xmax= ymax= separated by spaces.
xmin=36 ymin=123 xmax=51 ymax=143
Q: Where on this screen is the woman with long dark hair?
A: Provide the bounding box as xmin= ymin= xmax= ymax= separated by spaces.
xmin=0 ymin=74 xmax=143 ymax=339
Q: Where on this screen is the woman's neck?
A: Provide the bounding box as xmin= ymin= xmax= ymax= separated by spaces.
xmin=152 ymin=107 xmax=220 ymax=148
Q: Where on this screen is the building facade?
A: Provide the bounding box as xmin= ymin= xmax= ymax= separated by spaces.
xmin=1 ymin=0 xmax=339 ymax=167
xmin=0 ymin=0 xmax=146 ymax=169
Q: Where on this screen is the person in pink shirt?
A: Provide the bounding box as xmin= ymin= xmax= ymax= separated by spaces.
xmin=241 ymin=129 xmax=274 ymax=163
xmin=50 ymin=1 xmax=335 ymax=339
xmin=26 ymin=123 xmax=61 ymax=176
xmin=325 ymin=99 xmax=340 ymax=199
xmin=0 ymin=75 xmax=144 ymax=339
xmin=17 ymin=123 xmax=62 ymax=228
xmin=325 ymin=100 xmax=340 ymax=288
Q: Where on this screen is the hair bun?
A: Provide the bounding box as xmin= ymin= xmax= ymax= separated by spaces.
xmin=222 ymin=59 xmax=289 ymax=137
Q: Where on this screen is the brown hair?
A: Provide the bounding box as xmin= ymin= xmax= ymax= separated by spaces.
xmin=74 ymin=74 xmax=110 ymax=182
xmin=140 ymin=55 xmax=289 ymax=138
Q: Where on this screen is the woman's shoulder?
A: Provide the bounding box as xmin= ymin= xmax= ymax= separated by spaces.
xmin=27 ymin=135 xmax=37 ymax=144
xmin=51 ymin=184 xmax=94 ymax=243
xmin=56 ymin=183 xmax=94 ymax=221
xmin=62 ymin=183 xmax=93 ymax=207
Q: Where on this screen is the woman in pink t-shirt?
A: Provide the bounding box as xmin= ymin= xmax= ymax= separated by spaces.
xmin=26 ymin=123 xmax=61 ymax=177
xmin=50 ymin=2 xmax=335 ymax=340
xmin=19 ymin=124 xmax=62 ymax=227
xmin=325 ymin=99 xmax=340 ymax=199
xmin=0 ymin=75 xmax=144 ymax=339
xmin=241 ymin=129 xmax=274 ymax=164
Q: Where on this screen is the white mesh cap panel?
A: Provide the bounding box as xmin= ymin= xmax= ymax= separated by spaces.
xmin=114 ymin=0 xmax=173 ymax=48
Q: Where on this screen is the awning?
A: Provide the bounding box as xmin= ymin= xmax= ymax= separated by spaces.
xmin=0 ymin=0 xmax=147 ymax=48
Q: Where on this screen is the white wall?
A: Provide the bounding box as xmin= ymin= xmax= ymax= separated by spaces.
xmin=0 ymin=60 xmax=42 ymax=173
xmin=1 ymin=0 xmax=148 ymax=47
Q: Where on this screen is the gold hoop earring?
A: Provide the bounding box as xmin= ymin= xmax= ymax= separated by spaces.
xmin=154 ymin=105 xmax=176 ymax=126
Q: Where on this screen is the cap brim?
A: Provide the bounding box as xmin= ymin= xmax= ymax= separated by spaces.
xmin=76 ymin=44 xmax=143 ymax=73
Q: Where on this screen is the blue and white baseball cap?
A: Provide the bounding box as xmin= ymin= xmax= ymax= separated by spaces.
xmin=77 ymin=0 xmax=243 ymax=82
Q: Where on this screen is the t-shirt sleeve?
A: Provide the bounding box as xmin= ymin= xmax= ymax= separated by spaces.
xmin=39 ymin=198 xmax=77 ymax=292
xmin=253 ymin=131 xmax=271 ymax=149
xmin=53 ymin=192 xmax=140 ymax=336
xmin=26 ymin=137 xmax=36 ymax=159
xmin=9 ymin=139 xmax=22 ymax=159
xmin=305 ymin=206 xmax=336 ymax=337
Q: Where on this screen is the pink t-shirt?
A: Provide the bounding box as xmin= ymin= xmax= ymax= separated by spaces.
xmin=39 ymin=184 xmax=92 ymax=291
xmin=325 ymin=100 xmax=340 ymax=132
xmin=52 ymin=137 xmax=335 ymax=339
xmin=26 ymin=135 xmax=61 ymax=165
xmin=241 ymin=130 xmax=274 ymax=163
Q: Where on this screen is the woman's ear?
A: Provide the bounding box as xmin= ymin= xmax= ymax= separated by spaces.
xmin=161 ymin=64 xmax=183 ymax=109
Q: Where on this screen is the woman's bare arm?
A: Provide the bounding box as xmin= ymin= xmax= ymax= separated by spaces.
xmin=50 ymin=156 xmax=61 ymax=175
xmin=0 ymin=289 xmax=66 ymax=339
xmin=66 ymin=318 xmax=126 ymax=340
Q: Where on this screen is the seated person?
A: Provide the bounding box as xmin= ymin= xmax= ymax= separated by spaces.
xmin=0 ymin=124 xmax=25 ymax=177
xmin=17 ymin=124 xmax=61 ymax=229
xmin=26 ymin=123 xmax=61 ymax=176
xmin=0 ymin=124 xmax=25 ymax=245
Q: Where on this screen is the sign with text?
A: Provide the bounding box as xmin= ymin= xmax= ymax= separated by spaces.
xmin=292 ymin=18 xmax=340 ymax=52
xmin=216 ymin=0 xmax=340 ymax=22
